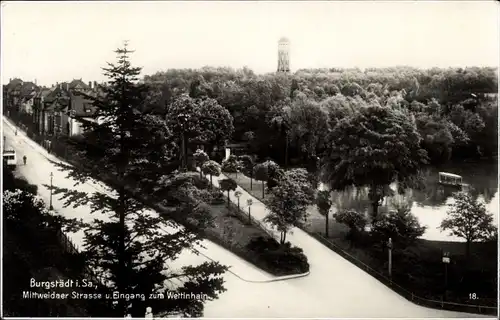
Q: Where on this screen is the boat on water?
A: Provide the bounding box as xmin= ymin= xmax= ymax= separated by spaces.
xmin=438 ymin=172 xmax=470 ymax=191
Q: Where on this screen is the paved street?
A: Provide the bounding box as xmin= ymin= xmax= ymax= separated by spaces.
xmin=3 ymin=117 xmax=488 ymax=318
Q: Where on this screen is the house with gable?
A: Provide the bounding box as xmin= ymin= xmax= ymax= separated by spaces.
xmin=33 ymin=79 xmax=98 ymax=137
xmin=5 ymin=78 xmax=24 ymax=111
xmin=19 ymin=81 xmax=40 ymax=114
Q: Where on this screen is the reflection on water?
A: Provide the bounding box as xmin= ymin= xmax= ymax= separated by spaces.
xmin=318 ymin=162 xmax=498 ymax=242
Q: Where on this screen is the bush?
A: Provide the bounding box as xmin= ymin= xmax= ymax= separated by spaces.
xmin=192 ymin=188 xmax=214 ymax=204
xmin=221 ymin=156 xmax=241 ymax=173
xmin=370 ymin=206 xmax=426 ymax=250
xmin=159 ymin=172 xmax=210 ymax=194
xmin=3 ymin=162 xmax=38 ymax=195
xmin=246 ymin=236 xmax=309 ymax=275
xmin=334 ymin=209 xmax=368 ymax=240
xmin=209 ymin=189 xmax=226 ymax=205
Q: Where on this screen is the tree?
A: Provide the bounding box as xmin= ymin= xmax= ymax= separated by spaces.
xmin=201 ymin=160 xmax=221 ymax=187
xmin=165 ymin=94 xmax=202 ymax=170
xmin=266 ymin=166 xmax=284 ymax=191
xmin=265 ymin=170 xmax=314 ymax=244
xmin=316 ymin=190 xmax=332 ymax=237
xmin=196 ymin=97 xmax=234 ymax=152
xmin=321 ymin=105 xmax=428 ymax=221
xmin=288 ymin=97 xmax=330 ymax=160
xmin=268 ymin=101 xmax=292 ymax=168
xmin=440 ymin=192 xmax=496 ymax=258
xmin=193 ymin=149 xmax=209 ymax=178
xmin=283 ymin=168 xmax=315 ymax=203
xmin=253 ymin=160 xmax=279 ymax=198
xmin=334 ymin=209 xmax=368 ymax=241
xmin=221 ymin=155 xmax=241 ymax=177
xmin=238 ymin=155 xmax=255 ymax=189
xmin=219 ymin=178 xmax=237 ymax=208
xmin=50 ymin=44 xmax=226 ymax=317
xmin=369 ymin=202 xmax=425 ymax=249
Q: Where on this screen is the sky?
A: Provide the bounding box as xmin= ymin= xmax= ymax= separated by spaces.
xmin=1 ymin=1 xmax=499 ymax=87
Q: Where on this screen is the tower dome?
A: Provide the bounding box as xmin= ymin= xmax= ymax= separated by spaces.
xmin=278 ymin=37 xmax=289 ymax=43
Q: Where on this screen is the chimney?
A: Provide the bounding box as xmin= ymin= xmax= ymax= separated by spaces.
xmin=94 ymin=81 xmax=98 ymax=88
xmin=66 ymin=83 xmax=69 ymax=91
xmin=88 ymin=81 xmax=92 ymax=89
xmin=34 ymin=79 xmax=37 ymax=85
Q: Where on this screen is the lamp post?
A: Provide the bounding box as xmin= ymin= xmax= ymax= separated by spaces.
xmin=387 ymin=237 xmax=393 ymax=280
xmin=246 ymin=198 xmax=253 ymax=225
xmin=235 ymin=190 xmax=242 ymax=211
xmin=49 ymin=172 xmax=54 ymax=210
xmin=442 ymin=252 xmax=451 ymax=298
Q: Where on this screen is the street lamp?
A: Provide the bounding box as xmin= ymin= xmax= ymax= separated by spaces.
xmin=246 ymin=198 xmax=253 ymax=225
xmin=387 ymin=237 xmax=393 ymax=280
xmin=442 ymin=252 xmax=451 ymax=297
xmin=49 ymin=172 xmax=54 ymax=210
xmin=235 ymin=190 xmax=242 ymax=211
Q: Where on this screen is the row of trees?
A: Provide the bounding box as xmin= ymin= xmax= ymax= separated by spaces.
xmin=144 ymin=66 xmax=497 ymax=167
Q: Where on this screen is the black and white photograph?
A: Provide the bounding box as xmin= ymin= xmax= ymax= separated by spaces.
xmin=1 ymin=1 xmax=499 ymax=318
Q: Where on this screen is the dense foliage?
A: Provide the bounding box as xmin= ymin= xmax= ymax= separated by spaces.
xmin=144 ymin=66 xmax=497 ymax=167
xmin=2 ymin=164 xmax=110 ymax=316
xmin=246 ymin=236 xmax=309 ymax=275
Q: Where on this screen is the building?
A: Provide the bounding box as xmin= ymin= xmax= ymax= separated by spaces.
xmin=277 ymin=37 xmax=290 ymax=73
xmin=19 ymin=81 xmax=39 ymax=114
xmin=5 ymin=78 xmax=25 ymax=110
xmin=33 ymin=79 xmax=97 ymax=137
xmin=33 ymin=87 xmax=54 ymax=135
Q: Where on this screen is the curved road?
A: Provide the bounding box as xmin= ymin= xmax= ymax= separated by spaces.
xmin=2 ymin=118 xmax=489 ymax=318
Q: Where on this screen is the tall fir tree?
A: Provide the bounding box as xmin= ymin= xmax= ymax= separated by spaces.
xmin=51 ymin=42 xmax=227 ymax=317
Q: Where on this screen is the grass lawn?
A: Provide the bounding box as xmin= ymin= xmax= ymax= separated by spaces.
xmin=206 ymin=202 xmax=270 ymax=252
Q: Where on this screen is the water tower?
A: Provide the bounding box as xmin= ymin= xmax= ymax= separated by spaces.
xmin=277 ymin=37 xmax=290 ymax=73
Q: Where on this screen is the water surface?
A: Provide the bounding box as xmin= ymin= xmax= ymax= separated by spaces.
xmin=315 ymin=162 xmax=498 ymax=242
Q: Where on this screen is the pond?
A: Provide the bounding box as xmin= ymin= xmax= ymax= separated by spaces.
xmin=315 ymin=161 xmax=498 ymax=242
